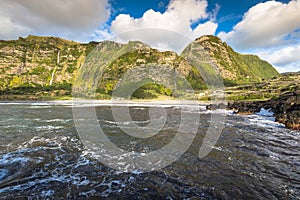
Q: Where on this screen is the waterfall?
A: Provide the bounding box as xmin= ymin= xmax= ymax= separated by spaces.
xmin=49 ymin=50 xmax=60 ymax=85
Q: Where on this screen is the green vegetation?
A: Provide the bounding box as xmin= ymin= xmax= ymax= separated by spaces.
xmin=189 ymin=35 xmax=280 ymax=83
xmin=0 ymin=34 xmax=286 ymax=101
xmin=0 ymin=82 xmax=72 ymax=100
xmin=113 ymin=80 xmax=173 ymax=99
xmin=29 ymin=66 xmax=47 ymax=75
xmin=224 ymin=73 xmax=299 ymax=101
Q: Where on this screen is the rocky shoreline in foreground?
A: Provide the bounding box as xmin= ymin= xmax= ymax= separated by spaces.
xmin=226 ymin=90 xmax=300 ymax=130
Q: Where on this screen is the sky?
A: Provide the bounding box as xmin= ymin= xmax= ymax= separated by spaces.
xmin=0 ymin=0 xmax=299 ymax=73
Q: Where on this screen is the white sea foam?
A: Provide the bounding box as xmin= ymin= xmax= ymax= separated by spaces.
xmin=35 ymin=125 xmax=65 ymax=131
xmin=0 ymin=169 xmax=8 ymax=180
xmin=44 ymin=119 xmax=72 ymax=123
xmin=204 ymin=109 xmax=231 ymax=115
xmin=247 ymin=109 xmax=285 ymax=129
xmin=256 ymin=108 xmax=274 ymax=117
xmin=0 ymin=101 xmax=73 ymax=106
xmin=41 ymin=190 xmax=55 ymax=197
xmin=0 ymin=152 xmax=30 ymax=165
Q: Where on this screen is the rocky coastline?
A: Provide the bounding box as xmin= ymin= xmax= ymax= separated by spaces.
xmin=227 ymin=90 xmax=300 ymax=130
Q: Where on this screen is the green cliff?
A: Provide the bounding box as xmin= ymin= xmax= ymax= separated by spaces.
xmin=185 ymin=35 xmax=280 ymax=86
xmin=0 ymin=35 xmax=280 ymax=100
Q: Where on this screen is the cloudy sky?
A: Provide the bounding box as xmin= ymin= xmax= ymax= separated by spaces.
xmin=0 ymin=0 xmax=299 ymax=73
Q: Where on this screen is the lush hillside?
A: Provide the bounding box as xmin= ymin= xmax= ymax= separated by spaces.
xmin=184 ymin=35 xmax=280 ymax=86
xmin=0 ymin=35 xmax=280 ymax=100
xmin=73 ymin=40 xmax=205 ymax=99
xmin=0 ymin=35 xmax=99 ymax=99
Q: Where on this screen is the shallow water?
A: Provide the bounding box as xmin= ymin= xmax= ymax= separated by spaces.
xmin=0 ymin=103 xmax=299 ymax=199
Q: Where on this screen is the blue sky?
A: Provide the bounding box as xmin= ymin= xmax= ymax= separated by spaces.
xmin=0 ymin=0 xmax=299 ymax=73
xmin=108 ymin=0 xmax=289 ymax=34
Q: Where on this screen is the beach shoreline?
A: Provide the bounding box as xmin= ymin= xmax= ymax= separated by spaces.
xmin=0 ymin=99 xmax=214 ymax=106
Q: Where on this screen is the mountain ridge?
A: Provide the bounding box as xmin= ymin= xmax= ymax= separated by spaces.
xmin=0 ymin=35 xmax=280 ymax=99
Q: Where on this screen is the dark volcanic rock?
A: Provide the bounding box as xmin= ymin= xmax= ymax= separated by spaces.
xmin=227 ymin=101 xmax=273 ymax=114
xmin=273 ymin=90 xmax=300 ymax=130
xmin=206 ymin=103 xmax=226 ymax=110
xmin=228 ymin=90 xmax=300 ymax=130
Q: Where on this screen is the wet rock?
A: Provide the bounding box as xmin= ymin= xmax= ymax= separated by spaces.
xmin=206 ymin=103 xmax=226 ymax=110
xmin=227 ymin=101 xmax=267 ymax=114
xmin=272 ymin=90 xmax=300 ymax=130
xmin=228 ymin=90 xmax=300 ymax=130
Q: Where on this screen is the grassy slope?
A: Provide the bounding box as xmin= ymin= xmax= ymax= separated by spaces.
xmin=195 ymin=35 xmax=280 ymax=84
xmin=0 ymin=35 xmax=286 ymax=101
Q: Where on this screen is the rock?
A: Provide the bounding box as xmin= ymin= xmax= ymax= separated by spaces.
xmin=273 ymin=90 xmax=300 ymax=130
xmin=206 ymin=103 xmax=227 ymax=110
xmin=227 ymin=101 xmax=267 ymax=114
xmin=206 ymin=104 xmax=217 ymax=110
xmin=228 ymin=90 xmax=300 ymax=130
xmin=285 ymin=110 xmax=300 ymax=130
xmin=217 ymin=103 xmax=227 ymax=109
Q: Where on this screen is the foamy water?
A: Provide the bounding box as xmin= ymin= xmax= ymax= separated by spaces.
xmin=0 ymin=103 xmax=299 ymax=199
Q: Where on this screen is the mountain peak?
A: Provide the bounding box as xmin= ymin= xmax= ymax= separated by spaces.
xmin=183 ymin=35 xmax=279 ymax=83
xmin=195 ymin=35 xmax=223 ymax=44
xmin=23 ymin=35 xmax=80 ymax=45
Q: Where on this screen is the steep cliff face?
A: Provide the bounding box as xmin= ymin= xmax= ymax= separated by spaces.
xmin=73 ymin=40 xmax=205 ymax=99
xmin=188 ymin=35 xmax=280 ymax=84
xmin=0 ymin=35 xmax=93 ymax=90
xmin=0 ymin=36 xmax=206 ymax=99
xmin=0 ymin=35 xmax=280 ymax=99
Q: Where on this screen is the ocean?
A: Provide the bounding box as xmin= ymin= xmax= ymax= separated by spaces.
xmin=0 ymin=102 xmax=299 ymax=199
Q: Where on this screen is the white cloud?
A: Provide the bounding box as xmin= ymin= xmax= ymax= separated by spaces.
xmin=108 ymin=0 xmax=218 ymax=52
xmin=258 ymin=46 xmax=300 ymax=66
xmin=256 ymin=45 xmax=300 ymax=73
xmin=218 ymin=0 xmax=300 ymax=50
xmin=0 ymin=0 xmax=110 ymax=41
xmin=191 ymin=21 xmax=218 ymax=39
xmin=0 ymin=15 xmax=31 ymax=39
xmin=272 ymin=61 xmax=300 ymax=73
xmin=218 ymin=0 xmax=300 ymax=73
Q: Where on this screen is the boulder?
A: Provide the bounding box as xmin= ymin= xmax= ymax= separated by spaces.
xmin=273 ymin=91 xmax=300 ymax=130
xmin=206 ymin=103 xmax=227 ymax=110
xmin=227 ymin=101 xmax=267 ymax=114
